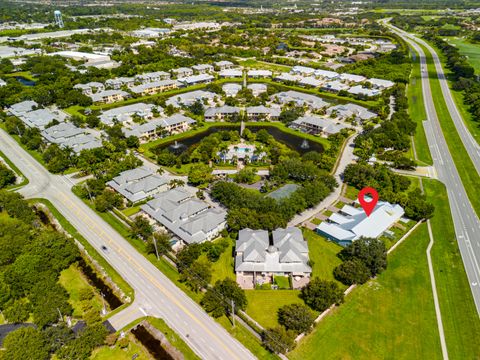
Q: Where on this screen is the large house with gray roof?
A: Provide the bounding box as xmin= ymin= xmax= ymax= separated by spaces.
xmin=270 ymin=90 xmax=329 ymax=110
xmin=166 ymin=90 xmax=217 ymax=108
xmin=291 ymin=115 xmax=347 ymax=136
xmin=141 ymin=187 xmax=227 ymax=245
xmin=7 ymin=100 xmax=39 ymax=118
xmin=123 ymin=114 xmax=195 ymax=141
xmin=316 ymin=201 xmax=405 ymax=246
xmin=41 ymin=122 xmax=102 ymax=153
xmin=204 ymin=106 xmax=240 ymax=122
xmin=106 ymin=166 xmax=169 ymax=203
xmin=235 ymin=227 xmax=312 ymax=289
xmin=326 ymin=103 xmax=377 ymax=122
xmin=99 ymin=103 xmax=160 ymax=126
xmin=246 ymin=106 xmax=280 ymax=121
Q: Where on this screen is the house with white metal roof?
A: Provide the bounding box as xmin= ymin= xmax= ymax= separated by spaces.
xmin=235 ymin=227 xmax=312 ymax=289
xmin=90 ymin=90 xmax=129 ymax=104
xmin=192 ymin=64 xmax=214 ymax=74
xmin=123 ymin=114 xmax=195 ymax=141
xmin=223 ymin=83 xmax=242 ymax=97
xmin=247 ymin=83 xmax=267 ymax=97
xmin=270 ymin=90 xmax=329 ymax=110
xmin=314 ymin=69 xmax=339 ymax=80
xmin=316 ymin=201 xmax=404 ymax=246
xmin=299 ymin=76 xmax=323 ymax=88
xmin=321 ymin=80 xmax=350 ymax=93
xmin=172 ymin=67 xmax=194 ymax=78
xmin=99 ymin=103 xmax=160 ymax=126
xmin=130 ymin=80 xmax=178 ymax=96
xmin=105 ymin=77 xmax=135 ymax=89
xmin=247 ymin=69 xmax=272 ymax=78
xmin=291 ymin=66 xmax=316 ymax=76
xmin=214 ymin=60 xmax=234 ymax=70
xmin=367 ymin=78 xmax=395 ymax=89
xmin=166 ymin=90 xmax=217 ymax=108
xmin=339 ymin=73 xmax=367 ymax=84
xmin=326 ymin=103 xmax=377 ymax=122
xmin=141 ymin=187 xmax=227 ymax=245
xmin=204 ymin=106 xmax=240 ymax=122
xmin=246 ymin=106 xmax=280 ymax=121
xmin=348 ymin=85 xmax=381 ymax=97
xmin=19 ymin=108 xmax=68 ymax=129
xmin=7 ymin=100 xmax=38 ymax=117
xmin=106 ymin=166 xmax=169 ymax=203
xmin=219 ymin=69 xmax=242 ymax=78
xmin=291 ymin=115 xmax=347 ymax=136
xmin=177 ymin=74 xmax=214 ymax=86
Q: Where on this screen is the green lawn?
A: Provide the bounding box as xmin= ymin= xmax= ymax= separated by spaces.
xmin=64 ymin=105 xmax=86 ymax=119
xmin=147 ymin=317 xmax=201 ymax=360
xmin=59 ymin=264 xmax=103 ymax=318
xmin=303 ymin=229 xmax=342 ymax=282
xmin=121 ymin=205 xmax=141 ymax=217
xmin=216 ymin=315 xmax=279 ymax=360
xmin=245 ymin=290 xmax=304 ymax=329
xmin=423 ymin=179 xmax=480 ymax=359
xmin=422 ymin=43 xmax=480 ymax=217
xmin=238 ymin=59 xmax=291 ymax=72
xmin=208 ymin=238 xmax=235 ymax=284
xmin=91 ymin=334 xmax=150 ymax=360
xmin=447 ymin=38 xmax=480 ymax=74
xmin=407 ymin=47 xmax=433 ymax=165
xmin=289 ymin=223 xmax=443 ymax=360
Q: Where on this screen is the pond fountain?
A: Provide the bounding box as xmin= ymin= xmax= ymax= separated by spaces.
xmin=301 ymin=139 xmax=310 ymax=150
xmin=168 ymin=140 xmax=187 ymax=154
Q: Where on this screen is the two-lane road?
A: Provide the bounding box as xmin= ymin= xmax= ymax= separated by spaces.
xmin=0 ymin=128 xmax=256 ymax=360
xmin=385 ymin=21 xmax=480 ymax=315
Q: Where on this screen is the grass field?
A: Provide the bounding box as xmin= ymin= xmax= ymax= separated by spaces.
xmin=238 ymin=59 xmax=291 ymax=72
xmin=289 ymin=223 xmax=443 ymax=360
xmin=59 ymin=264 xmax=103 ymax=318
xmin=208 ymin=239 xmax=236 ymax=284
xmin=91 ymin=334 xmax=151 ymax=360
xmin=245 ymin=290 xmax=304 ymax=329
xmin=447 ymin=37 xmax=480 ymax=74
xmin=423 ymin=180 xmax=480 ymax=359
xmin=407 ymin=47 xmax=433 ymax=165
xmin=303 ymin=229 xmax=342 ymax=282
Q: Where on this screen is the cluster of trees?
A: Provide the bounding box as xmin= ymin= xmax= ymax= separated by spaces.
xmin=0 ymin=162 xmax=16 ymax=189
xmin=262 ymin=303 xmax=316 ymax=354
xmin=354 ymin=84 xmax=417 ymax=168
xmin=342 ymin=50 xmax=412 ymax=84
xmin=176 ymin=239 xmax=229 ymax=292
xmin=343 ymin=163 xmax=434 ymax=220
xmin=211 ymin=174 xmax=334 ymax=231
xmin=0 ymin=191 xmax=110 ymax=359
xmin=425 ymin=34 xmax=480 ymax=124
xmin=334 ymin=238 xmax=388 ymax=285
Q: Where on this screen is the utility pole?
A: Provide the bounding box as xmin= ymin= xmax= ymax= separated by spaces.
xmin=152 ymin=234 xmax=160 ymax=261
xmin=231 ymin=300 xmax=235 ymax=327
xmin=101 ymin=292 xmax=107 ymax=315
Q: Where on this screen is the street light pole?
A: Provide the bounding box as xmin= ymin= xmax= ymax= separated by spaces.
xmin=231 ymin=299 xmax=235 ymax=328
xmin=153 ymin=235 xmax=160 ymax=261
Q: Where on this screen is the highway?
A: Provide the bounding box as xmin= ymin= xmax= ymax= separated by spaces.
xmin=385 ymin=21 xmax=480 ymax=315
xmin=0 ymin=128 xmax=256 ymax=360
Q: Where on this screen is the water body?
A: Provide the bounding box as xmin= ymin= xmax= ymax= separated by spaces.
xmin=131 ymin=325 xmax=174 ymax=360
xmin=156 ymin=125 xmax=324 ymax=155
xmin=15 ymin=76 xmax=35 ymax=86
xmin=78 ymin=258 xmax=123 ymax=310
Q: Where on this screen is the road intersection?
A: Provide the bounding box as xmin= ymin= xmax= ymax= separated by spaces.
xmin=0 ymin=128 xmax=256 ymax=360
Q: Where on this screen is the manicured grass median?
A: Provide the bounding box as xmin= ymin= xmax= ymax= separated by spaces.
xmin=408 ymin=47 xmax=433 ymax=165
xmin=424 ymin=179 xmax=480 ymax=359
xmin=289 ymin=223 xmax=443 ymax=360
xmin=422 ymin=43 xmax=480 ymax=217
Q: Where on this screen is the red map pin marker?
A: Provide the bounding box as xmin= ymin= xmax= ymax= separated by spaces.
xmin=358 ymin=187 xmax=379 ymax=217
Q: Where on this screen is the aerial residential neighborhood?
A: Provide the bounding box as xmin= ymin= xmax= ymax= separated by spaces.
xmin=0 ymin=1 xmax=478 ymax=360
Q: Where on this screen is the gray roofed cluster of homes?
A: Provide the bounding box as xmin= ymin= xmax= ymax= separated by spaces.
xmin=326 ymin=103 xmax=377 ymax=121
xmin=99 ymin=102 xmax=161 ymax=126
xmin=291 ymin=115 xmax=348 ymax=136
xmin=130 ymin=79 xmax=179 ymax=95
xmin=141 ymin=187 xmax=227 ymax=244
xmin=106 ymin=166 xmax=169 ymax=203
xmin=7 ymin=100 xmax=69 ymax=130
xmin=317 ymin=201 xmax=405 ymax=246
xmin=271 ymin=90 xmax=330 ymax=110
xmin=90 ymin=89 xmax=130 ymax=104
xmin=275 ymin=66 xmax=395 ymax=98
xmin=122 ymin=113 xmax=196 ymax=139
xmin=235 ymin=227 xmax=311 ymax=276
xmin=41 ymin=123 xmax=102 ymax=153
xmin=204 ymin=105 xmax=240 ymax=121
xmin=166 ymin=90 xmax=217 ymax=108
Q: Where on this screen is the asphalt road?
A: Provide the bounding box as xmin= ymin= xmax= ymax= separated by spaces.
xmin=0 ymin=128 xmax=256 ymax=360
xmin=386 ymin=22 xmax=480 ymax=315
